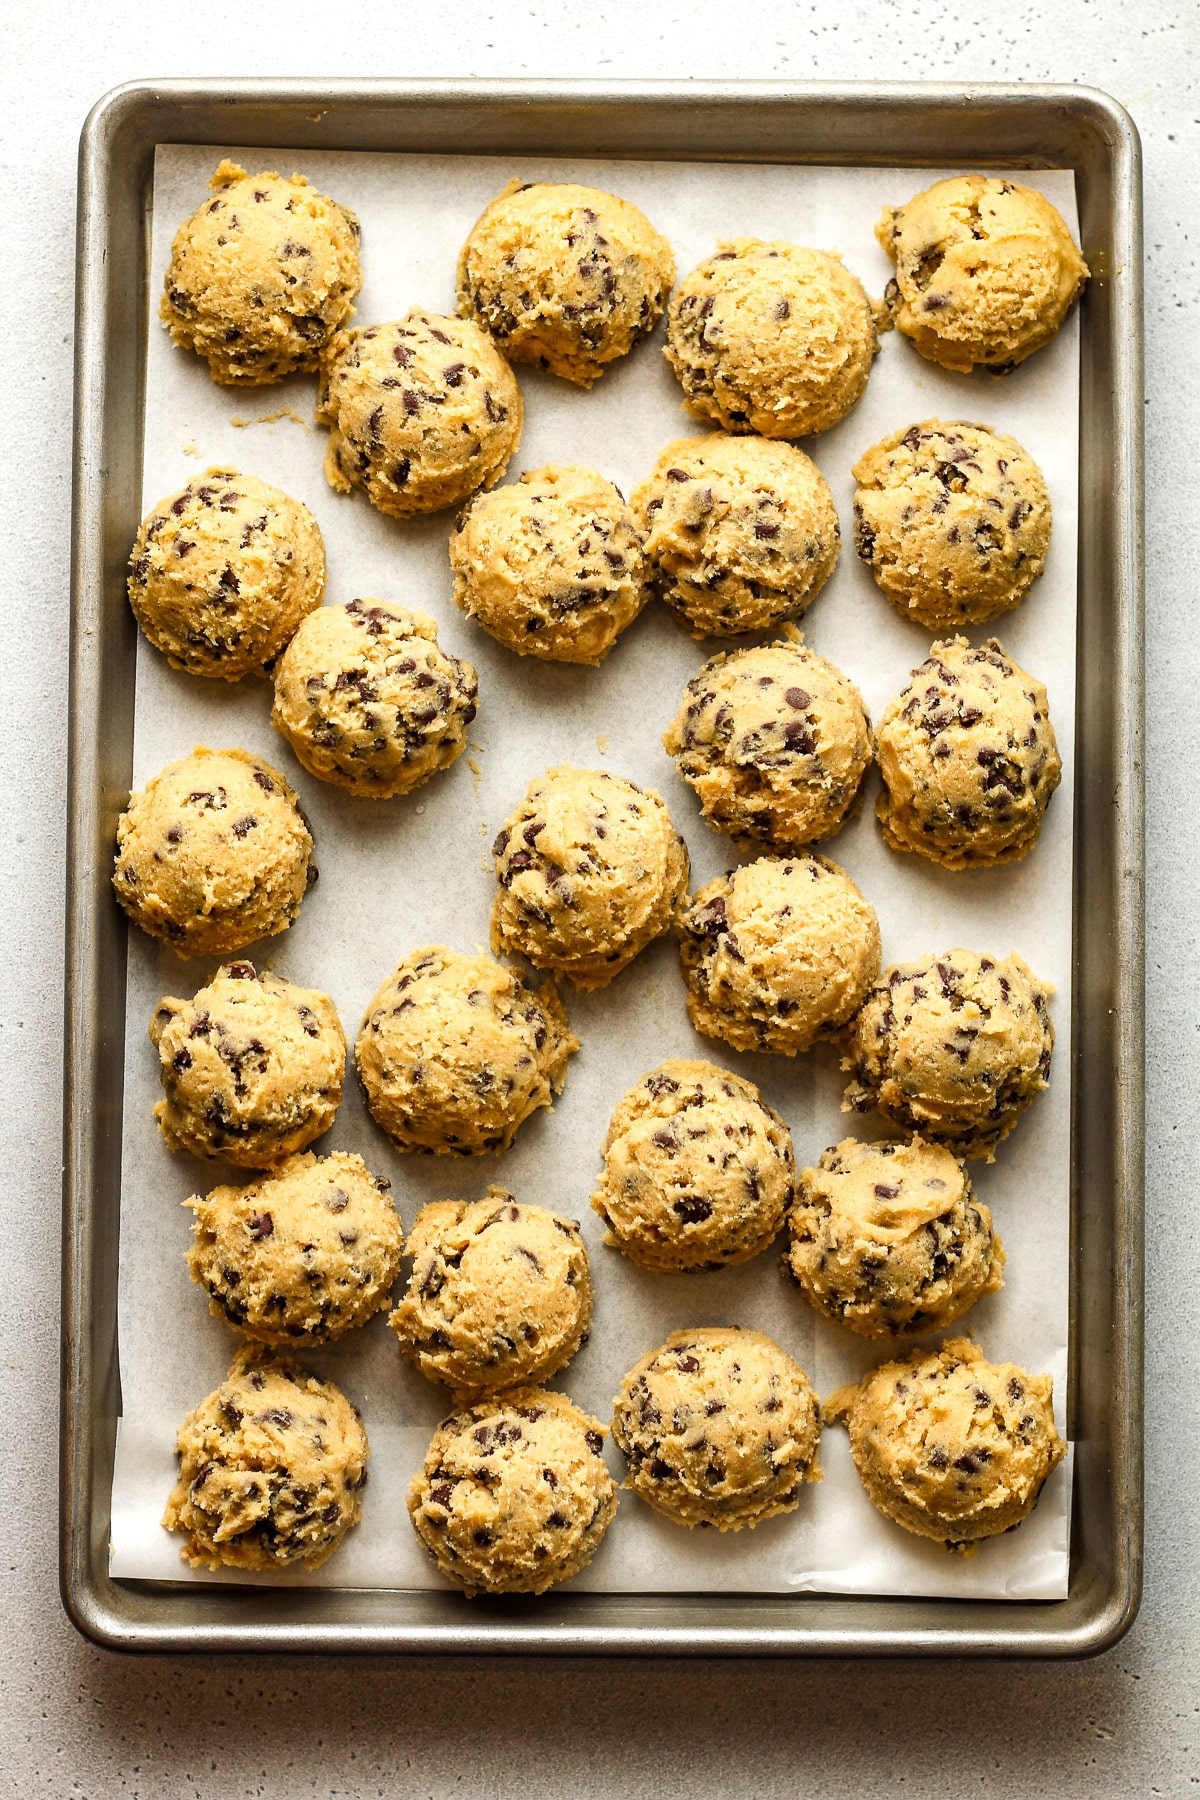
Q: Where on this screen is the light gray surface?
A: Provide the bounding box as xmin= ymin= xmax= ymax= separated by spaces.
xmin=0 ymin=2 xmax=1192 ymax=1794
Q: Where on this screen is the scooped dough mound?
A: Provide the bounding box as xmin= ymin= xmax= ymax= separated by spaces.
xmin=591 ymin=1059 xmax=795 ymax=1271
xmin=160 ymin=160 xmax=362 ymax=385
xmin=843 ymin=948 xmax=1054 ymax=1160
xmin=611 ymin=1327 xmax=822 ymax=1530
xmin=664 ymin=239 xmax=878 ymax=437
xmin=355 ymin=946 xmax=578 ymax=1155
xmin=852 ymin=420 xmax=1052 ymax=629
xmin=663 ymin=629 xmax=872 ymax=849
xmin=149 ymin=960 xmax=345 ymax=1166
xmin=491 ymin=766 xmax=689 ymax=989
xmin=187 ymin=1150 xmax=403 ymax=1344
xmin=390 ymin=1188 xmax=592 ymax=1397
xmin=113 ymin=746 xmax=315 ymax=958
xmin=408 ymin=1387 xmax=617 ymax=1595
xmin=876 ymin=175 xmax=1088 ymax=373
xmin=271 ymin=599 xmax=478 ymax=797
xmin=824 ymin=1335 xmax=1065 ymax=1550
xmin=128 ymin=469 xmax=326 ymax=680
xmin=875 ymin=636 xmax=1061 ymax=868
xmin=632 ymin=433 xmax=840 ymax=637
xmin=318 ymin=310 xmax=523 ymax=518
xmin=163 ymin=1345 xmax=368 ymax=1571
xmin=787 ymin=1136 xmax=1004 ymax=1338
xmin=679 ymin=853 xmax=881 ymax=1056
xmin=448 ymin=464 xmax=647 ymax=664
xmin=456 ymin=179 xmax=676 ymax=387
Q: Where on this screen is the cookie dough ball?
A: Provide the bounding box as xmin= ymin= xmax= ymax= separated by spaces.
xmin=456 ymin=179 xmax=675 ymax=388
xmin=160 ymin=160 xmax=361 ymax=385
xmin=679 ymin=854 xmax=881 ymax=1056
xmin=877 ymin=175 xmax=1088 ymax=374
xmin=852 ymin=421 xmax=1052 ymax=629
xmin=187 ymin=1150 xmax=402 ymax=1344
xmin=612 ymin=1327 xmax=822 ymax=1530
xmin=664 ymin=239 xmax=877 ymax=438
xmin=449 ymin=464 xmax=647 ymax=664
xmin=318 ymin=311 xmax=522 ymax=518
xmin=149 ymin=961 xmax=345 ymax=1167
xmin=113 ymin=747 xmax=315 ymax=958
xmin=591 ymin=1060 xmax=794 ymax=1272
xmin=825 ymin=1336 xmax=1065 ymax=1550
xmin=787 ymin=1137 xmax=1004 ymax=1338
xmin=408 ymin=1387 xmax=616 ymax=1595
xmin=876 ymin=636 xmax=1061 ymax=868
xmin=843 ymin=949 xmax=1054 ymax=1160
xmin=355 ymin=947 xmax=577 ymax=1155
xmin=664 ymin=630 xmax=871 ymax=850
xmin=633 ymin=434 xmax=840 ymax=637
xmin=162 ymin=1346 xmax=368 ymax=1571
xmin=271 ymin=599 xmax=477 ymax=797
xmin=390 ymin=1189 xmax=591 ymax=1397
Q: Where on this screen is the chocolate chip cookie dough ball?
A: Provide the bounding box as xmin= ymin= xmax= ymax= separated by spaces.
xmin=113 ymin=747 xmax=316 ymax=958
xmin=355 ymin=947 xmax=577 ymax=1155
xmin=875 ymin=637 xmax=1061 ymax=869
xmin=591 ymin=1059 xmax=794 ymax=1272
xmin=612 ymin=1327 xmax=822 ymax=1530
xmin=318 ymin=311 xmax=522 ymax=518
xmin=787 ymin=1137 xmax=1004 ymax=1338
xmin=163 ymin=1345 xmax=368 ymax=1571
xmin=271 ymin=599 xmax=477 ymax=797
xmin=843 ymin=949 xmax=1054 ymax=1160
xmin=160 ymin=160 xmax=362 ymax=386
xmin=408 ymin=1387 xmax=616 ymax=1596
xmin=679 ymin=854 xmax=881 ymax=1057
xmin=664 ymin=240 xmax=878 ymax=438
xmin=448 ymin=464 xmax=647 ymax=664
xmin=128 ymin=470 xmax=326 ymax=681
xmin=825 ymin=1336 xmax=1065 ymax=1550
xmin=456 ymin=179 xmax=675 ymax=387
xmin=632 ymin=434 xmax=840 ymax=637
xmin=491 ymin=767 xmax=689 ymax=989
xmin=149 ymin=961 xmax=345 ymax=1167
xmin=876 ymin=175 xmax=1088 ymax=374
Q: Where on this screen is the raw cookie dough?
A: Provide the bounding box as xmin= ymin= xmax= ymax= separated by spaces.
xmin=843 ymin=948 xmax=1054 ymax=1160
xmin=824 ymin=1336 xmax=1065 ymax=1550
xmin=875 ymin=636 xmax=1061 ymax=868
xmin=271 ymin=599 xmax=478 ymax=797
xmin=456 ymin=179 xmax=675 ymax=387
xmin=128 ymin=470 xmax=326 ymax=681
xmin=663 ymin=629 xmax=872 ymax=850
xmin=632 ymin=433 xmax=840 ymax=637
xmin=591 ymin=1059 xmax=794 ymax=1271
xmin=787 ymin=1136 xmax=1004 ymax=1338
xmin=664 ymin=240 xmax=878 ymax=438
xmin=113 ymin=746 xmax=316 ymax=958
xmin=187 ymin=1149 xmax=403 ymax=1344
xmin=448 ymin=464 xmax=647 ymax=664
xmin=491 ymin=766 xmax=689 ymax=989
xmin=852 ymin=420 xmax=1052 ymax=629
xmin=162 ymin=1345 xmax=368 ymax=1571
xmin=390 ymin=1188 xmax=591 ymax=1397
xmin=876 ymin=175 xmax=1088 ymax=374
xmin=679 ymin=853 xmax=881 ymax=1056
xmin=611 ymin=1327 xmax=822 ymax=1530
xmin=355 ymin=947 xmax=577 ymax=1155
xmin=318 ymin=310 xmax=522 ymax=518
xmin=408 ymin=1386 xmax=616 ymax=1595
xmin=149 ymin=960 xmax=345 ymax=1167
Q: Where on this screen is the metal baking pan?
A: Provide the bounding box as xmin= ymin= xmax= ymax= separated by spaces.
xmin=64 ymin=78 xmax=1143 ymax=1656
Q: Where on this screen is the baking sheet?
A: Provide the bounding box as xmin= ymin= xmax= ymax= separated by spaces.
xmin=109 ymin=144 xmax=1079 ymax=1599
